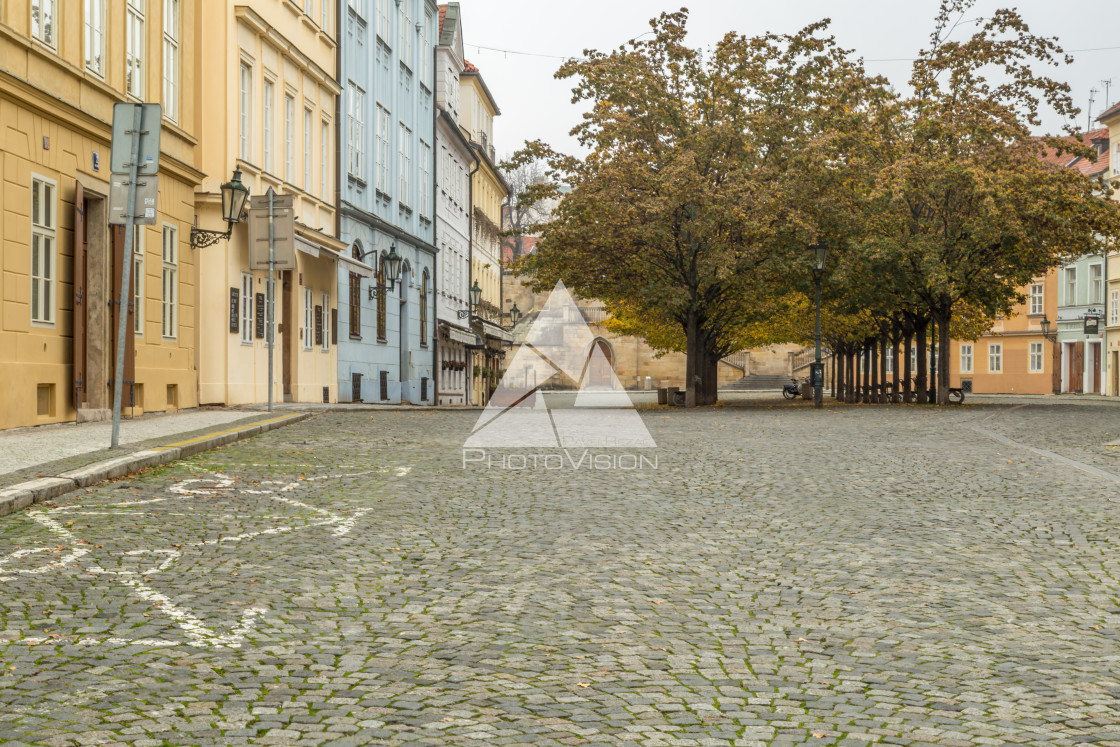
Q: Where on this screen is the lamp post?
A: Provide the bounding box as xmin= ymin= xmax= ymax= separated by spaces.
xmin=367 ymin=243 xmax=403 ymax=300
xmin=189 ymin=168 xmax=250 ymax=248
xmin=457 ymin=281 xmax=482 ymax=320
xmin=509 ymin=303 xmax=521 ymax=328
xmin=1040 ymin=315 xmax=1057 ymax=343
xmin=810 ymin=243 xmax=828 ymax=408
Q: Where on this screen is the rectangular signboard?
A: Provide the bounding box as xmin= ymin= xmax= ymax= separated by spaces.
xmin=108 ymin=175 xmax=159 ymax=225
xmin=110 ymin=103 xmax=162 ymax=175
xmin=255 ymin=294 xmax=266 ymax=339
xmin=248 ymin=193 xmax=296 ymax=270
xmin=229 ymin=288 xmax=240 ymax=334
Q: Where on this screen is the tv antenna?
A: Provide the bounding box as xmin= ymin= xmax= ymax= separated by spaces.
xmin=1088 ymin=88 xmax=1099 ymax=133
xmin=1102 ymin=79 xmax=1113 ymax=109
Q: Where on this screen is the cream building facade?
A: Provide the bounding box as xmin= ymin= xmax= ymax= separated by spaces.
xmin=1098 ymin=105 xmax=1120 ymax=395
xmin=195 ymin=1 xmax=342 ymax=406
xmin=0 ymin=0 xmax=204 ymax=428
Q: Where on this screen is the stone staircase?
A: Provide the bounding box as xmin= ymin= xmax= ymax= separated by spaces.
xmin=724 ymin=374 xmax=794 ymax=391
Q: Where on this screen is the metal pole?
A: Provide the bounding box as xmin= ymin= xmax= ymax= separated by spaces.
xmin=814 ymin=272 xmax=823 ymax=409
xmin=267 ymin=188 xmax=275 ymax=413
xmin=111 ymin=105 xmax=143 ymax=448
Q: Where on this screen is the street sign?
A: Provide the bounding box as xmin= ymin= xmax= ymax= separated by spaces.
xmin=110 ymin=103 xmax=162 ymax=175
xmin=108 ymin=174 xmax=159 ymax=225
xmin=248 ymin=193 xmax=296 ymax=270
xmin=810 ymin=362 xmax=824 ymax=388
xmin=1085 ymin=315 xmax=1100 ymax=335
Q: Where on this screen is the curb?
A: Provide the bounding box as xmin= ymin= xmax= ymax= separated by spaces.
xmin=0 ymin=413 xmax=310 ymax=518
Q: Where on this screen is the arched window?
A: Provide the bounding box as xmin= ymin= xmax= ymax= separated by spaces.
xmin=376 ymin=252 xmax=387 ymax=341
xmin=419 ymin=269 xmax=429 ymax=347
xmin=349 ymin=244 xmax=362 ymax=339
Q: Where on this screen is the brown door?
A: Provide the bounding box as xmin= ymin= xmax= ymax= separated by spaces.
xmin=1073 ymin=342 xmax=1084 ymax=393
xmin=72 ymin=183 xmax=86 ymax=412
xmin=1092 ymin=344 xmax=1101 ymax=394
xmin=281 ymin=270 xmax=292 ymax=400
xmin=110 ymin=226 xmax=136 ymax=400
xmin=1051 ymin=343 xmax=1062 ymax=394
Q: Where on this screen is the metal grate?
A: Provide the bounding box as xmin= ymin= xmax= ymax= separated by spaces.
xmin=352 ymin=373 xmax=362 ymax=403
xmin=421 ymin=376 xmax=428 ymax=402
xmin=380 ymin=370 xmax=389 ymax=401
xmin=322 ymin=386 xmax=330 ymax=404
xmin=961 ymin=378 xmax=973 ymax=393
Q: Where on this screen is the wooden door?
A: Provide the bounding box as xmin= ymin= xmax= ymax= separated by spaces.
xmin=1051 ymin=343 xmax=1062 ymax=394
xmin=1073 ymin=342 xmax=1084 ymax=393
xmin=110 ymin=225 xmax=136 ymax=395
xmin=1092 ymin=345 xmax=1101 ymax=394
xmin=72 ymin=183 xmax=86 ymax=411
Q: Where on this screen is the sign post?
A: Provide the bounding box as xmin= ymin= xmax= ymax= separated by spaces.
xmin=268 ymin=189 xmax=276 ymax=413
xmin=109 ymin=103 xmax=161 ymax=448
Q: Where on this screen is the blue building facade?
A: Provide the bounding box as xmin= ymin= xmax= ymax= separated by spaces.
xmin=337 ymin=0 xmax=438 ymax=403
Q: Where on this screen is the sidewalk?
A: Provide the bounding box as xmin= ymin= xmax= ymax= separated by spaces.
xmin=0 ymin=409 xmax=310 ymax=514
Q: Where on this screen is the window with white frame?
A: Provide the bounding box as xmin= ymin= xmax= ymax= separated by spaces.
xmin=376 ymin=104 xmax=390 ymax=191
xmin=239 ymin=62 xmax=252 ymax=160
xmin=133 ymin=230 xmax=144 ymax=335
xmin=988 ymin=343 xmax=1002 ymax=373
xmin=1112 ymin=289 xmax=1119 ymax=326
xmin=303 ymin=287 xmax=313 ymax=350
xmin=1030 ymin=284 xmax=1043 ymax=315
xmin=1065 ymin=266 xmax=1077 ymax=305
xmin=85 ymin=0 xmax=105 ymax=74
xmin=321 ymin=119 xmax=329 ymax=199
xmin=304 ymin=107 xmax=313 ymax=191
xmin=127 ymin=0 xmax=145 ymax=97
xmin=240 ymin=273 xmax=254 ymax=344
xmin=320 ymin=292 xmax=330 ymax=351
xmin=162 ymin=225 xmax=178 ymax=338
xmin=419 ymin=10 xmax=431 ymax=87
xmin=399 ymin=0 xmax=412 ymax=68
xmin=1090 ymin=263 xmax=1103 ymax=305
xmin=263 ymin=79 xmax=274 ymax=172
xmin=959 ymin=343 xmax=973 ymax=373
xmin=419 ymin=140 xmax=430 ymax=218
xmin=162 ymin=0 xmax=179 ymax=121
xmin=885 ymin=352 xmax=893 ymax=375
xmin=284 ymin=94 xmax=295 ymax=182
xmin=399 ymin=123 xmax=411 ymax=205
xmin=376 ymin=0 xmax=390 ymax=43
xmin=30 ymin=177 xmax=56 ymax=324
xmin=348 ymin=84 xmax=364 ymax=177
xmin=33 ymin=0 xmax=56 ymax=47
xmin=1029 ymin=342 xmax=1043 ymax=373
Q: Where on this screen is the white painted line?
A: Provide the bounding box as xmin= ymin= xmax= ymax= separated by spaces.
xmin=113 ymin=575 xmax=266 ymax=649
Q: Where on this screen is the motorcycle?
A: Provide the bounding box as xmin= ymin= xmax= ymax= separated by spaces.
xmin=782 ymin=378 xmax=802 ymax=400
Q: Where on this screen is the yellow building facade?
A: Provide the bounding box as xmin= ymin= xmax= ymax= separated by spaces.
xmin=0 ymin=0 xmax=204 ymax=428
xmin=460 ymin=63 xmax=509 ymax=403
xmin=1098 ymin=105 xmax=1120 ymax=395
xmin=194 ymin=1 xmax=341 ymax=406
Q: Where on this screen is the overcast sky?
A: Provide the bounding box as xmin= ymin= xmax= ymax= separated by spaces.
xmin=454 ymin=1 xmax=1120 ymax=159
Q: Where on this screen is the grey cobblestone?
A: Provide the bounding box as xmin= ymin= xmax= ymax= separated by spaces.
xmin=0 ymin=404 xmax=1119 ymax=744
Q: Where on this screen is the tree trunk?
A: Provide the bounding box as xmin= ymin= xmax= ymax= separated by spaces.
xmin=684 ymin=313 xmax=700 ymax=408
xmin=890 ymin=334 xmax=900 ymax=403
xmin=928 ymin=318 xmax=938 ymax=404
xmin=862 ymin=340 xmax=871 ymax=404
xmin=870 ymin=338 xmax=879 ymax=405
xmin=903 ymin=334 xmax=913 ymax=403
xmin=699 ymin=352 xmax=719 ymax=406
xmin=935 ymin=303 xmax=952 ymax=406
xmin=915 ymin=318 xmax=928 ymax=404
xmin=831 ymin=349 xmax=837 ymax=400
xmin=845 ymin=350 xmax=853 ymax=403
xmin=879 ymin=333 xmax=888 ymax=404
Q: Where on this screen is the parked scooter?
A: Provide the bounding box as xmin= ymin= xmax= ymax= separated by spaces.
xmin=782 ymin=378 xmax=802 ymax=400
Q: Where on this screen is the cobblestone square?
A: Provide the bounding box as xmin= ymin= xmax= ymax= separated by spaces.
xmin=2 ymin=403 xmax=1120 ymax=746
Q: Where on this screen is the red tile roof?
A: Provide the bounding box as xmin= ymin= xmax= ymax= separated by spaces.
xmin=438 ymin=4 xmax=446 ymax=35
xmin=463 ymin=60 xmax=479 ymax=73
xmin=1097 ymin=100 xmax=1120 ymax=123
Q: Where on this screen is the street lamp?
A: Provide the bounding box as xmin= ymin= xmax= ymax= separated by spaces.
xmin=457 ymin=280 xmax=483 ymax=319
xmin=810 ymin=243 xmax=828 ymax=409
xmin=509 ymin=303 xmax=521 ymax=326
xmin=190 ymin=168 xmax=250 ymax=248
xmin=368 ymin=243 xmax=403 ymax=299
xmin=1040 ymin=315 xmax=1057 ymax=343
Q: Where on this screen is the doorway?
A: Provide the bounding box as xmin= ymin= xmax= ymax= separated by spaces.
xmin=587 ymin=338 xmax=614 ymax=388
xmin=1087 ymin=341 xmax=1102 ymax=394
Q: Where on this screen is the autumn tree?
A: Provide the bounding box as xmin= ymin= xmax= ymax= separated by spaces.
xmin=515 ymin=10 xmax=887 ymax=406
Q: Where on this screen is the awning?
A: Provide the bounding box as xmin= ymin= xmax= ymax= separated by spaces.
xmin=295 ymin=236 xmax=322 ymax=259
xmin=440 ymin=323 xmax=480 ymax=346
xmin=337 ymin=252 xmax=374 ymax=277
xmin=479 ymin=320 xmax=513 ymax=343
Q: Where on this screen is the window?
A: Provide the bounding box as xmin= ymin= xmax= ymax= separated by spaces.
xmin=376 ymin=104 xmax=390 ymax=191
xmin=885 ymin=352 xmax=893 ymax=375
xmin=263 ymin=79 xmax=274 ymax=172
xmin=1065 ymin=266 xmax=1077 ymax=305
xmin=1090 ymin=264 xmax=1103 ymax=305
xmin=320 ymin=292 xmax=330 ymax=351
xmin=376 ymin=0 xmax=390 ymax=42
xmin=303 ymin=287 xmax=313 ymax=350
xmin=910 ymin=346 xmax=917 ymax=373
xmin=959 ymin=343 xmax=973 ymax=374
xmin=85 ymin=0 xmax=105 ymax=74
xmin=321 ymin=120 xmax=330 ymax=199
xmin=30 ymin=177 xmax=56 ymax=324
xmin=162 ymin=225 xmax=178 ymax=338
xmin=419 ymin=11 xmax=432 ymax=86
xmin=127 ymin=0 xmax=145 ymax=98
xmin=349 ymin=246 xmax=362 ymax=338
xmin=1029 ymin=342 xmax=1043 ymax=373
xmin=399 ymin=0 xmax=412 ymax=68
xmin=419 ymin=140 xmax=430 ymax=218
xmin=239 ymin=63 xmax=252 ymax=160
xmin=348 ymin=84 xmax=364 ymax=177
xmin=1030 ymin=284 xmax=1043 ymax=315
xmin=133 ymin=230 xmax=144 ymax=335
xmin=241 ymin=273 xmax=254 ymax=344
xmin=399 ymin=123 xmax=411 ymax=205
xmin=988 ymin=343 xmax=1002 ymax=373
xmin=376 ymin=255 xmax=387 ymax=340
xmin=162 ymin=0 xmax=179 ymax=121
xmin=32 ymin=0 xmax=55 ymax=47
xmin=1112 ymin=289 xmax=1119 ymax=326
xmin=284 ymin=94 xmax=295 ymax=181
xmin=419 ymin=271 xmax=428 ymax=346
xmin=304 ymin=107 xmax=313 ymax=191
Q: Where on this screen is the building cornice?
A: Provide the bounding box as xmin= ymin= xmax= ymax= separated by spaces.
xmin=234 ymin=5 xmax=342 ymax=95
xmin=340 ymin=202 xmax=439 ymax=256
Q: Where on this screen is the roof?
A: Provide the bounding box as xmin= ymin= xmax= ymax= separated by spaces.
xmin=1097 ymin=100 xmax=1120 ymax=124
xmin=437 ymin=3 xmax=460 ymax=47
xmin=461 ymin=60 xmax=501 ymax=115
xmin=1035 ymin=128 xmax=1109 ymax=171
xmin=463 ymin=60 xmax=479 ymax=73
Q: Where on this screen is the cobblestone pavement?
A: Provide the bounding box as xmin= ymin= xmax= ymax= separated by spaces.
xmin=2 ymin=404 xmax=1120 ymax=746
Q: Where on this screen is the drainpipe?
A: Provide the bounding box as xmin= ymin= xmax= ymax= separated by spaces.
xmin=467 ymin=156 xmax=480 ymax=405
